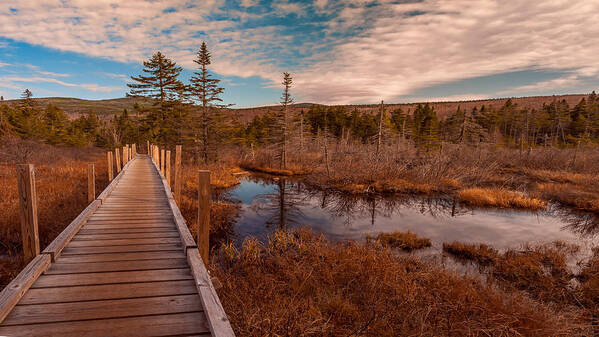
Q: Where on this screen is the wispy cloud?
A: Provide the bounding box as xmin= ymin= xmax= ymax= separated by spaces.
xmin=4 ymin=76 xmax=122 ymax=92
xmin=1 ymin=1 xmax=599 ymax=103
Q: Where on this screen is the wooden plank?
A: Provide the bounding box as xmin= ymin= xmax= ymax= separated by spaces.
xmin=166 ymin=150 xmax=171 ymax=186
xmin=16 ymin=164 xmax=39 ymax=263
xmin=0 ymin=255 xmax=50 ymax=323
xmin=57 ymin=251 xmax=185 ymax=263
xmin=77 ymin=228 xmax=177 ymax=235
xmin=107 ymin=151 xmax=114 ymax=181
xmin=20 ymin=280 xmax=197 ymax=305
xmin=161 ymin=148 xmax=165 ymax=175
xmin=198 ymin=170 xmax=211 ymax=263
xmin=67 ymin=237 xmax=181 ymax=247
xmin=73 ymin=231 xmax=179 ymax=240
xmin=87 ymin=163 xmax=95 ymax=203
xmin=42 ymin=200 xmax=101 ymax=262
xmin=61 ymin=244 xmax=182 ymax=255
xmin=46 ymin=258 xmax=188 ymax=274
xmin=0 ymin=312 xmax=210 ymax=336
xmin=82 ymin=223 xmax=175 ymax=230
xmin=174 ymin=144 xmax=182 ymax=203
xmin=32 ymin=268 xmax=192 ymax=288
xmin=188 ymin=249 xmax=235 ymax=337
xmin=3 ymin=294 xmax=203 ymax=325
xmin=115 ymin=147 xmax=121 ymax=173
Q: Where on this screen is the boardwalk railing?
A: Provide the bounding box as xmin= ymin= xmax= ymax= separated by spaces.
xmin=0 ymin=149 xmax=234 ymax=336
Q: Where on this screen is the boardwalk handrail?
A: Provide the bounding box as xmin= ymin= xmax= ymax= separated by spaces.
xmin=0 ymin=156 xmax=137 ymax=323
xmin=149 ymin=152 xmax=235 ymax=337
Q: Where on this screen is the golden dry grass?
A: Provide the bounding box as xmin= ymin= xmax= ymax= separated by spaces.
xmin=533 ymin=182 xmax=599 ymax=213
xmin=442 ymin=242 xmax=499 ymax=266
xmin=0 ymin=140 xmax=108 ymax=287
xmin=211 ymin=229 xmax=590 ymax=336
xmin=367 ymin=231 xmax=431 ymax=251
xmin=458 ymin=187 xmax=546 ymax=210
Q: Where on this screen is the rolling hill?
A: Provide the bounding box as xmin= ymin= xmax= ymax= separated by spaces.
xmin=2 ymin=94 xmax=590 ymax=122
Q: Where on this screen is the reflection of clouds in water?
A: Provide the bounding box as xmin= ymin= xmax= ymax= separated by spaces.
xmin=228 ymin=176 xmax=599 ymax=250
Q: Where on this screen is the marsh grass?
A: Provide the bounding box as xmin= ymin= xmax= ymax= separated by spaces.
xmin=211 ymin=229 xmax=590 ymax=336
xmin=0 ymin=139 xmax=108 ymax=287
xmin=458 ymin=187 xmax=546 ymax=210
xmin=367 ymin=231 xmax=431 ymax=251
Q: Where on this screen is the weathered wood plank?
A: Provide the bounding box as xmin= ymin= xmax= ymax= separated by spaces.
xmin=60 ymin=243 xmax=182 ymax=255
xmin=73 ymin=231 xmax=179 ymax=240
xmin=42 ymin=199 xmax=101 ymax=262
xmin=67 ymin=237 xmax=181 ymax=247
xmin=16 ymin=164 xmax=39 ymax=263
xmin=0 ymin=312 xmax=210 ymax=336
xmin=0 ymin=255 xmax=50 ymax=323
xmin=32 ymin=268 xmax=192 ymax=288
xmin=57 ymin=250 xmax=185 ymax=263
xmin=3 ymin=294 xmax=203 ymax=325
xmin=46 ymin=258 xmax=188 ymax=274
xmin=188 ymin=249 xmax=235 ymax=337
xmin=20 ymin=280 xmax=197 ymax=305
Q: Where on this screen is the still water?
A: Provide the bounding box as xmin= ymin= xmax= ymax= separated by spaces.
xmin=220 ymin=175 xmax=599 ymax=253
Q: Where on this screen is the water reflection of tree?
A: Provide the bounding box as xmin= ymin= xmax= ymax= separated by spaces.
xmin=311 ymin=188 xmax=469 ymax=227
xmin=552 ymin=205 xmax=599 ymax=239
xmin=252 ymin=178 xmax=307 ymax=230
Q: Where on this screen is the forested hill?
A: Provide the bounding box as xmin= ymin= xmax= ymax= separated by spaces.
xmin=233 ymin=94 xmax=588 ymax=122
xmin=2 ymin=93 xmax=588 ymax=121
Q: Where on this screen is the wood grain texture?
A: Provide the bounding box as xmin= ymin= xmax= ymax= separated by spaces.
xmin=174 ymin=144 xmax=182 ymax=204
xmin=166 ymin=150 xmax=171 ymax=186
xmin=107 ymin=151 xmax=114 ymax=181
xmin=87 ymin=163 xmax=95 ymax=203
xmin=198 ymin=170 xmax=211 ymax=263
xmin=17 ymin=164 xmax=39 ymax=263
xmin=0 ymin=255 xmax=50 ymax=323
xmin=188 ymin=249 xmax=235 ymax=337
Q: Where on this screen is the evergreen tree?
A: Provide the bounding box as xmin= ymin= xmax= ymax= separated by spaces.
xmin=189 ymin=42 xmax=226 ymax=163
xmin=279 ymin=72 xmax=293 ymax=169
xmin=127 ymin=51 xmax=184 ymax=144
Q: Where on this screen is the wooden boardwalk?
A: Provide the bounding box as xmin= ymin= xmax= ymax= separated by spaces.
xmin=0 ymin=155 xmax=234 ymax=336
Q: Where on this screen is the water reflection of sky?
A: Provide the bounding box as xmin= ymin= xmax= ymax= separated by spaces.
xmin=227 ymin=176 xmax=598 ymax=252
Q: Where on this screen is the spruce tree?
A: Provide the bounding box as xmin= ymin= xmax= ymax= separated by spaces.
xmin=279 ymin=72 xmax=293 ymax=169
xmin=190 ymin=42 xmax=225 ymax=163
xmin=128 ymin=51 xmax=184 ymax=144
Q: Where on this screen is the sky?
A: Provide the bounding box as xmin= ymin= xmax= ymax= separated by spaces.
xmin=1 ymin=0 xmax=599 ymax=107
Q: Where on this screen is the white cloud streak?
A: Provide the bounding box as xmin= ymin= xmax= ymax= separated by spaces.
xmin=1 ymin=1 xmax=599 ymax=103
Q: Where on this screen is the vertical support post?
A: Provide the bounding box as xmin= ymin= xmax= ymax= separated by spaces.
xmin=160 ymin=149 xmax=165 ymax=175
xmin=115 ymin=147 xmax=121 ymax=173
xmin=122 ymin=146 xmax=127 ymax=167
xmin=174 ymin=145 xmax=182 ymax=204
xmin=87 ymin=163 xmax=95 ymax=203
xmin=198 ymin=170 xmax=211 ymax=264
xmin=107 ymin=152 xmax=114 ymax=181
xmin=166 ymin=150 xmax=171 ymax=187
xmin=16 ymin=164 xmax=39 ymax=263
xmin=132 ymin=143 xmax=136 ymax=157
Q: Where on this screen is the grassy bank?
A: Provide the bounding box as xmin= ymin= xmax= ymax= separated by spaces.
xmin=211 ymin=229 xmax=593 ymax=336
xmin=240 ymin=143 xmax=599 ymax=213
xmin=0 ymin=138 xmax=108 ymax=287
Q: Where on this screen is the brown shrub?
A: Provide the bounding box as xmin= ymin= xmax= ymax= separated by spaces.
xmin=0 ymin=140 xmax=108 ymax=287
xmin=211 ymin=229 xmax=588 ymax=336
xmin=458 ymin=187 xmax=546 ymax=210
xmin=443 ymin=242 xmax=499 ymax=266
xmin=368 ymin=231 xmax=431 ymax=251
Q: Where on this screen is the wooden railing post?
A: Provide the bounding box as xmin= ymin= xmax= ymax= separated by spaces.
xmin=122 ymin=146 xmax=127 ymax=166
xmin=115 ymin=147 xmax=121 ymax=173
xmin=160 ymin=148 xmax=165 ymax=175
xmin=166 ymin=150 xmax=171 ymax=186
xmin=174 ymin=145 xmax=182 ymax=204
xmin=198 ymin=170 xmax=211 ymax=264
xmin=107 ymin=151 xmax=114 ymax=181
xmin=87 ymin=163 xmax=95 ymax=203
xmin=132 ymin=144 xmax=136 ymax=157
xmin=16 ymin=164 xmax=39 ymax=263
